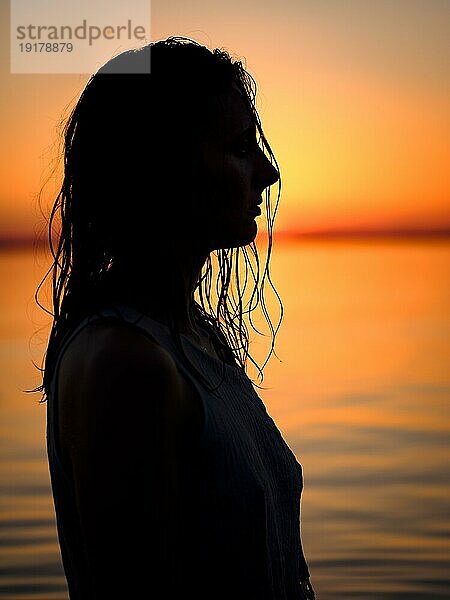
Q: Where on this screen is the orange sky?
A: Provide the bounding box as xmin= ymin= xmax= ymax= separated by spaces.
xmin=0 ymin=0 xmax=449 ymax=238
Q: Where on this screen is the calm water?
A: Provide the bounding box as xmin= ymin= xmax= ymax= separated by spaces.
xmin=1 ymin=240 xmax=449 ymax=599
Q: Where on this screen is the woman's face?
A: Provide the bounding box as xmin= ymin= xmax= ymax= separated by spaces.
xmin=193 ymin=83 xmax=279 ymax=251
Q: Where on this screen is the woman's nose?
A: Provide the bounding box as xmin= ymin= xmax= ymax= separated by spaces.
xmin=256 ymin=147 xmax=280 ymax=189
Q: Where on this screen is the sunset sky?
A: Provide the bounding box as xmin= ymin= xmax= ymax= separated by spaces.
xmin=0 ymin=0 xmax=449 ymax=239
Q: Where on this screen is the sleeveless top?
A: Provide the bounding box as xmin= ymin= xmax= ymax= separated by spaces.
xmin=47 ymin=304 xmax=311 ymax=599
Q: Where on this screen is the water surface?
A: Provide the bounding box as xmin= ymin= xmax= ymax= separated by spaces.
xmin=1 ymin=240 xmax=449 ymax=599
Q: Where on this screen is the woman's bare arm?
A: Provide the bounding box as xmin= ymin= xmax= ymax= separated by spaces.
xmin=57 ymin=322 xmax=202 ymax=597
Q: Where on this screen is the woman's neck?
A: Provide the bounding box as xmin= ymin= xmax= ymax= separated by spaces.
xmin=108 ymin=248 xmax=209 ymax=337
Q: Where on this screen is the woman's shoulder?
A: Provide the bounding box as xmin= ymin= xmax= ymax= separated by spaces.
xmin=58 ymin=318 xmax=182 ymax=393
xmin=57 ymin=319 xmax=204 ymax=459
xmin=63 ymin=317 xmax=177 ymax=373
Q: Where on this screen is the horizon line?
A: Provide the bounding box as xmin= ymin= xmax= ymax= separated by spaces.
xmin=273 ymin=227 xmax=450 ymax=240
xmin=1 ymin=227 xmax=450 ymax=249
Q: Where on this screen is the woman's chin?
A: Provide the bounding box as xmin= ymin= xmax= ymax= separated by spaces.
xmin=232 ymin=220 xmax=258 ymax=248
xmin=207 ymin=220 xmax=258 ymax=250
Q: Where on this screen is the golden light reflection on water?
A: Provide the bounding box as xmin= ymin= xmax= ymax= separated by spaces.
xmin=255 ymin=238 xmax=450 ymax=598
xmin=256 ymin=238 xmax=449 ymax=414
xmin=1 ymin=241 xmax=449 ymax=599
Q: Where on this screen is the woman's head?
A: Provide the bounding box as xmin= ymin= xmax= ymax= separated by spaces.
xmin=36 ymin=36 xmax=283 ymax=399
xmin=67 ymin=38 xmax=279 ymax=261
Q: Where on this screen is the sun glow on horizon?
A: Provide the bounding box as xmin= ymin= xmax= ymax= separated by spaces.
xmin=0 ymin=0 xmax=449 ymax=238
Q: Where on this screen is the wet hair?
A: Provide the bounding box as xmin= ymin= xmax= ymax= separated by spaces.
xmin=33 ymin=36 xmax=283 ymax=400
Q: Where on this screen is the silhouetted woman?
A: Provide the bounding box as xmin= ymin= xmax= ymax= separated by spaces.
xmin=36 ymin=37 xmax=316 ymax=599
